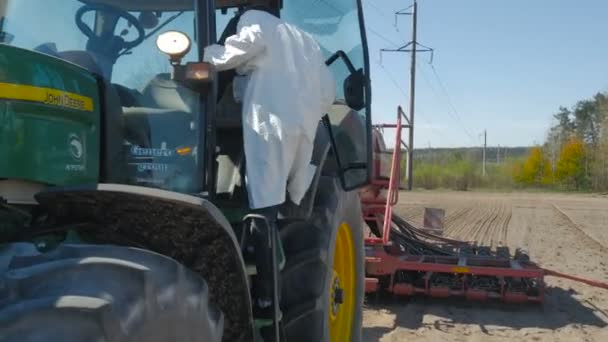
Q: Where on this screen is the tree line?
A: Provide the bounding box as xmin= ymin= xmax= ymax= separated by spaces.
xmin=406 ymin=91 xmax=608 ymax=192
xmin=516 ymin=92 xmax=608 ymax=191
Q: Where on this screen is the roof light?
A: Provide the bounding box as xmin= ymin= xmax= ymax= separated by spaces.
xmin=156 ymin=31 xmax=191 ymax=64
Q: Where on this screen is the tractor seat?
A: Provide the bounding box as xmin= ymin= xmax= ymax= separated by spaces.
xmin=122 ymin=74 xmax=197 ymax=147
xmin=139 ymin=74 xmax=196 ymax=113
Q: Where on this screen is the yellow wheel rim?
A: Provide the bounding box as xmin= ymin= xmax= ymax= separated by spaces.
xmin=329 ymin=223 xmax=356 ymax=342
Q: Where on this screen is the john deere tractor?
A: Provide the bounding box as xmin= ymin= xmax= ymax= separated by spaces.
xmin=0 ymin=0 xmax=372 ymax=341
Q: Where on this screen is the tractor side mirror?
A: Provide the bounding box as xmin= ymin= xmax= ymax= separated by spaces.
xmin=326 ymin=50 xmax=367 ymax=112
xmin=344 ymin=68 xmax=366 ymax=111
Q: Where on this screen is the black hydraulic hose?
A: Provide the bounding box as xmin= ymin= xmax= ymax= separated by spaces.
xmin=392 ymin=230 xmax=447 ymax=256
xmin=390 ymin=233 xmax=425 ymax=255
xmin=390 ymin=222 xmax=456 ymax=256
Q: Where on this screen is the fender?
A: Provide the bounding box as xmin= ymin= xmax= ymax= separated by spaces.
xmin=35 ymin=183 xmax=254 ymax=342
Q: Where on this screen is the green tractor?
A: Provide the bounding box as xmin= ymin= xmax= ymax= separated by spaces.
xmin=0 ymin=0 xmax=372 ymax=341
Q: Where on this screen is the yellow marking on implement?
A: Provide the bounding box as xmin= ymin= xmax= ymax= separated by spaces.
xmin=453 ymin=267 xmax=470 ymax=273
xmin=0 ymin=82 xmax=94 ymax=112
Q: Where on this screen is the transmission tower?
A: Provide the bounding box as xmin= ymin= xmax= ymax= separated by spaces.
xmin=380 ymin=0 xmax=433 ymax=190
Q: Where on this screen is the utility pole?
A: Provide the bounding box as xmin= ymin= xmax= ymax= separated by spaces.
xmin=407 ymin=0 xmax=418 ymax=191
xmin=497 ymin=144 xmax=500 ymax=164
xmin=482 ymin=130 xmax=487 ymax=177
xmin=380 ymin=0 xmax=433 ymax=190
xmin=428 ymin=141 xmax=433 ymax=182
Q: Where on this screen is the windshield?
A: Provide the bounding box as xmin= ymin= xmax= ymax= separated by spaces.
xmin=1 ymin=1 xmax=199 ymax=84
xmin=1 ymin=0 xmax=204 ymax=193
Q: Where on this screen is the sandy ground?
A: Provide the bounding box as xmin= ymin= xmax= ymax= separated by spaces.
xmin=363 ymin=191 xmax=608 ymax=342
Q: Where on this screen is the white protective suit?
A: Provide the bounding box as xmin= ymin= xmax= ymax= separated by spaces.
xmin=204 ymin=9 xmax=336 ymax=209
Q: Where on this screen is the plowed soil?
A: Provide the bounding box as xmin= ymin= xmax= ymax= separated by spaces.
xmin=363 ymin=191 xmax=608 ymax=342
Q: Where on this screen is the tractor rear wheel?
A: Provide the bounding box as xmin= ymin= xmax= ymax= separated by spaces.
xmin=0 ymin=243 xmax=224 ymax=342
xmin=280 ymin=177 xmax=364 ymax=342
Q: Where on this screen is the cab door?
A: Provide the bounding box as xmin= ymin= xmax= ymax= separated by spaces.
xmin=282 ymin=0 xmax=372 ymax=190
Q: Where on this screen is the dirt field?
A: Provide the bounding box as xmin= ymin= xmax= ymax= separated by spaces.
xmin=363 ymin=191 xmax=608 ymax=342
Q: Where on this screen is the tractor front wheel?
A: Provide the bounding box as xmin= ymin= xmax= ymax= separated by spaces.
xmin=0 ymin=244 xmax=224 ymax=342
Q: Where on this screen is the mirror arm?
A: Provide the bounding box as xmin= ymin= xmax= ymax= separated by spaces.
xmin=325 ymin=50 xmax=357 ymax=75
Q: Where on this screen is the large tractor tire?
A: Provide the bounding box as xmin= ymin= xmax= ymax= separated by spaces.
xmin=280 ymin=176 xmax=365 ymax=342
xmin=0 ymin=243 xmax=224 ymax=342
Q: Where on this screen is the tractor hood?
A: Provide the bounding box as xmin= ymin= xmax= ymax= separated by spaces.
xmin=0 ymin=44 xmax=100 ymax=186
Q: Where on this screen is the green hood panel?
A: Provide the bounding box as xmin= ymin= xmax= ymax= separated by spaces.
xmin=0 ymin=44 xmax=100 ymax=185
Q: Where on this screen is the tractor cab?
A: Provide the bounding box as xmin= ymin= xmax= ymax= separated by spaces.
xmin=0 ymin=0 xmax=371 ymax=213
xmin=0 ymin=1 xmax=372 ymax=339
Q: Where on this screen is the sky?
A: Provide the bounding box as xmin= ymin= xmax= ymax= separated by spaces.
xmin=363 ymin=0 xmax=608 ymax=148
xmin=5 ymin=0 xmax=608 ymax=149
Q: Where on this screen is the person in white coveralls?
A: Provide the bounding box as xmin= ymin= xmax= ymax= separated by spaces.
xmin=203 ymin=3 xmax=335 ymax=317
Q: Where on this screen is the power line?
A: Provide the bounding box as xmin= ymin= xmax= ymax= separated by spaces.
xmin=375 ymin=61 xmax=444 ymax=140
xmin=376 ymin=62 xmax=409 ymax=102
xmin=367 ymin=28 xmax=402 ymax=48
xmin=429 ymin=64 xmax=471 ymax=129
xmin=428 ymin=63 xmax=478 ymax=144
xmin=416 ymin=60 xmax=477 ymax=144
xmin=364 ymin=0 xmax=394 ymax=22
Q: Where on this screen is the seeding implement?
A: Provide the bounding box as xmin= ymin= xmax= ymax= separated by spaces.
xmin=361 ymin=106 xmax=608 ymax=303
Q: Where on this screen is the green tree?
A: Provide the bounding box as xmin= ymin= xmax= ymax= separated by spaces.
xmin=543 ymin=91 xmax=608 ymax=191
xmin=554 ymin=106 xmax=574 ymax=136
xmin=572 ymin=94 xmax=607 ymax=147
xmin=556 ymin=137 xmax=588 ymax=190
xmin=591 ymin=113 xmax=608 ymax=190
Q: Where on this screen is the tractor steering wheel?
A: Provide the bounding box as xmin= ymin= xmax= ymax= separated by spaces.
xmin=76 ymin=3 xmax=145 ymax=50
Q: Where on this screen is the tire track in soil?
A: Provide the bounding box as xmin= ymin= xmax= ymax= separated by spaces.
xmin=487 ymin=201 xmax=511 ymax=248
xmin=551 ymin=203 xmax=608 ymax=252
xmin=496 ymin=202 xmax=512 ymax=247
xmin=443 ymin=207 xmax=473 ymax=234
xmin=478 ymin=202 xmax=503 ymax=246
xmin=452 ymin=204 xmax=494 ymax=243
xmin=448 ymin=200 xmax=512 ymax=248
xmin=446 ymin=203 xmax=487 ymax=238
xmin=468 ymin=205 xmax=491 ymax=244
xmin=483 ymin=200 xmax=511 ymax=248
xmin=469 ymin=204 xmax=498 ymax=244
